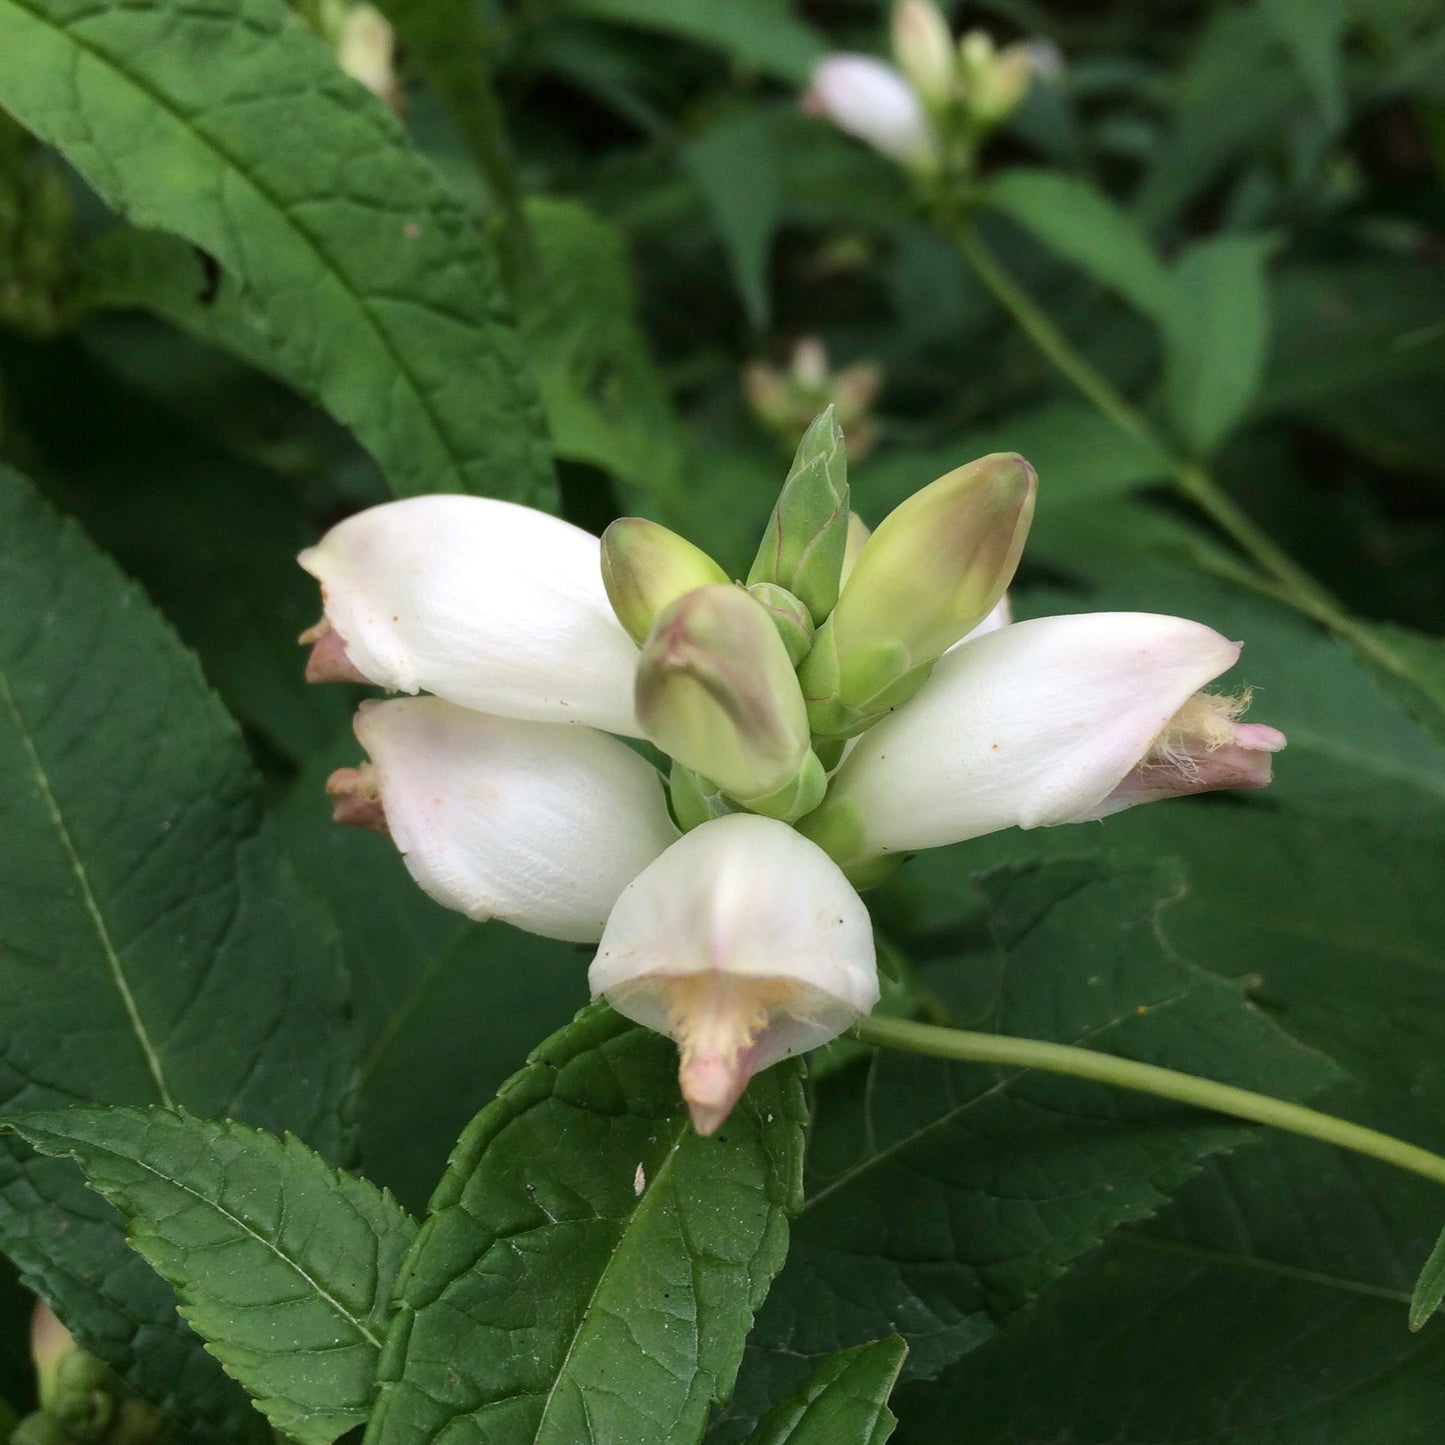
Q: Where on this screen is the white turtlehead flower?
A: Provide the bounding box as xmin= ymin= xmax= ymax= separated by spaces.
xmin=300 ymin=495 xmax=640 ymax=734
xmin=332 ymin=697 xmax=678 ymax=943
xmin=803 ymin=55 xmax=938 ymax=169
xmin=590 ymin=815 xmax=879 ymax=1135
xmin=816 ymin=612 xmax=1284 ymax=862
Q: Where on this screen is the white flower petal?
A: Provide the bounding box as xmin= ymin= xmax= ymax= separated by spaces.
xmin=355 ymin=697 xmax=677 ymax=943
xmin=805 ymin=54 xmax=937 ymax=166
xmin=590 ymin=814 xmax=878 ymax=1129
xmin=833 ymin=611 xmax=1242 ymax=851
xmin=300 ymin=495 xmax=640 ymax=733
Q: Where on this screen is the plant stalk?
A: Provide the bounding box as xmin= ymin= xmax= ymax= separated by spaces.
xmin=952 ymin=221 xmax=1430 ymax=701
xmin=854 ymin=1013 xmax=1445 ymax=1191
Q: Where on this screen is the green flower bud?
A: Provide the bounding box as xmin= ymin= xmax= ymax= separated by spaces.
xmin=799 ymin=451 xmax=1036 ymax=739
xmin=747 ymin=582 xmax=814 ymax=665
xmin=636 ymin=584 xmax=824 ymax=820
xmin=601 ymin=517 xmax=730 ymax=646
xmin=10 ymin=1414 xmax=71 ymax=1445
xmin=891 ymin=0 xmax=955 ymax=108
xmin=747 ymin=406 xmax=850 ymax=625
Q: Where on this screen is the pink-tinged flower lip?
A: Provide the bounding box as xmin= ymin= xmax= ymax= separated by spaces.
xmin=300 ymin=617 xmax=368 ymax=684
xmin=590 ymin=814 xmax=878 ymax=1133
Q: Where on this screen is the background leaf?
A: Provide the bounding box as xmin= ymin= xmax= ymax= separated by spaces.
xmin=0 ymin=0 xmax=553 ymax=502
xmin=1162 ymin=234 xmax=1277 ymax=457
xmin=984 ymin=169 xmax=1178 ymax=327
xmin=368 ymin=1004 xmax=807 ymax=1445
xmin=1412 ymin=1224 xmax=1445 ymax=1331
xmin=517 ymin=198 xmax=685 ymax=506
xmin=0 ymin=466 xmax=353 ymax=1441
xmin=4 ymin=1107 xmax=417 ymax=1445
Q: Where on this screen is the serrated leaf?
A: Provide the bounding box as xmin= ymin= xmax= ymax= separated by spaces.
xmin=743 ymin=1338 xmax=906 ymax=1445
xmin=1162 ymin=233 xmax=1276 ymax=457
xmin=984 ymin=168 xmax=1179 ymax=327
xmin=0 ymin=467 xmax=353 ymax=1442
xmin=712 ymin=858 xmax=1337 ymax=1439
xmin=895 ymin=768 xmax=1445 ymax=1436
xmin=3 ymin=1108 xmax=416 ymax=1445
xmin=1410 ymin=1224 xmax=1445 ymax=1331
xmin=517 ymin=198 xmax=685 ymax=505
xmin=0 ymin=0 xmax=553 ymax=503
xmin=368 ymin=1004 xmax=807 ymax=1445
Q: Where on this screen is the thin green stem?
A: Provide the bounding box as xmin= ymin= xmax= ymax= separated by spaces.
xmin=855 ymin=1014 xmax=1445 ymax=1192
xmin=952 ymin=221 xmax=1434 ymax=701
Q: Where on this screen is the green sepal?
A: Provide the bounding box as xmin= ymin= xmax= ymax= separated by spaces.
xmin=747 ymin=406 xmax=850 ymax=625
xmin=667 ymin=759 xmax=737 ymax=833
xmin=747 ymin=582 xmax=814 ymax=666
xmin=738 ymin=750 xmax=828 ymax=823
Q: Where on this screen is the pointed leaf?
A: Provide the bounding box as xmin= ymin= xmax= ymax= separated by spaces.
xmin=3 ymin=1108 xmax=417 ymax=1445
xmin=745 ymin=1338 xmax=907 ymax=1445
xmin=0 ymin=0 xmax=553 ymax=502
xmin=368 ymin=1004 xmax=806 ymax=1445
xmin=0 ymin=467 xmax=353 ymax=1441
xmin=984 ymin=169 xmax=1178 ymax=327
xmin=1411 ymin=1223 xmax=1445 ymax=1331
xmin=1162 ymin=234 xmax=1277 ymax=457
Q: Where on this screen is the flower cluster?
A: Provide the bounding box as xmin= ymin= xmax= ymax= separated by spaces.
xmin=301 ymin=409 xmax=1282 ymax=1133
xmin=804 ymin=0 xmax=1054 ymax=181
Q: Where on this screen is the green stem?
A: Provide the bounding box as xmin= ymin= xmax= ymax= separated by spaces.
xmin=953 ymin=222 xmax=1431 ymax=700
xmin=855 ymin=1013 xmax=1445 ymax=1191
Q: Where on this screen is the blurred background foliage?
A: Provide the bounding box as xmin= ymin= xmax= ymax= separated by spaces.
xmin=1 ymin=0 xmax=1444 ymax=1440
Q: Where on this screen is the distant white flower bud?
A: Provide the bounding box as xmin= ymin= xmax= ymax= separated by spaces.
xmin=803 ymin=54 xmax=938 ymax=169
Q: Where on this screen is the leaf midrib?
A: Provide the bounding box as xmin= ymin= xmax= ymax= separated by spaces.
xmin=0 ymin=660 xmax=175 ymax=1107
xmin=41 ymin=1131 xmax=384 ymax=1348
xmin=530 ymin=1117 xmax=691 ymax=1442
xmin=8 ymin=0 xmax=473 ymax=489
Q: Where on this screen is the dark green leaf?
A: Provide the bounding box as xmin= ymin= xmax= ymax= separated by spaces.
xmin=713 ymin=859 xmax=1336 ymax=1439
xmin=1262 ymin=0 xmax=1346 ymax=124
xmin=1411 ymin=1224 xmax=1445 ymax=1331
xmin=517 ymin=198 xmax=685 ymax=506
xmin=563 ymin=0 xmax=825 ymax=83
xmin=1162 ymin=234 xmax=1276 ymax=457
xmin=368 ymin=1004 xmax=807 ymax=1445
xmin=743 ymin=1338 xmax=906 ymax=1445
xmin=890 ymin=808 xmax=1445 ymax=1441
xmin=984 ymin=169 xmax=1178 ymax=326
xmin=4 ymin=1108 xmax=417 ymax=1445
xmin=0 ymin=0 xmax=553 ymax=502
xmin=0 ymin=467 xmax=353 ymax=1441
xmin=685 ymin=114 xmax=780 ymax=331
